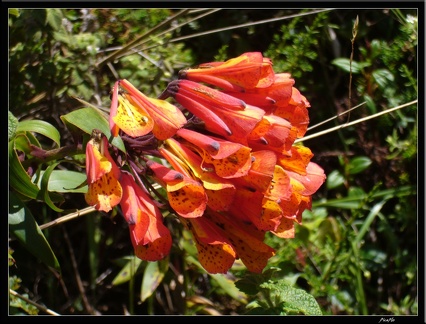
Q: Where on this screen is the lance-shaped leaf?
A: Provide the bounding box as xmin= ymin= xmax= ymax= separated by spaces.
xmin=9 ymin=191 xmax=60 ymax=272
xmin=61 ymin=107 xmax=126 ymax=152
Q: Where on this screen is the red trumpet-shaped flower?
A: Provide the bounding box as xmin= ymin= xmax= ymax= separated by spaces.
xmin=164 ymin=79 xmax=265 ymax=145
xmin=84 ymin=130 xmax=122 ymax=212
xmin=247 ymin=114 xmax=298 ymax=155
xmin=109 ymin=81 xmax=154 ymax=138
xmin=159 ymin=139 xmax=236 ymax=212
xmin=222 ymin=73 xmax=295 ymax=114
xmin=179 ymin=216 xmax=237 ymax=274
xmin=179 ymin=207 xmax=276 ymax=274
xmin=175 ymin=128 xmax=252 ymax=178
xmin=273 ymin=87 xmax=311 ymax=138
xmin=110 ymin=79 xmax=187 ymax=140
xmin=204 ymin=209 xmax=276 ymax=274
xmin=146 ymin=159 xmax=208 ymax=218
xmin=84 ymin=51 xmax=326 ymax=275
xmin=120 ymin=171 xmax=172 ymax=261
xmin=179 ymin=52 xmax=275 ymax=92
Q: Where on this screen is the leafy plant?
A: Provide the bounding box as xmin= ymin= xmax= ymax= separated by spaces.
xmin=8 ymin=8 xmax=417 ymax=316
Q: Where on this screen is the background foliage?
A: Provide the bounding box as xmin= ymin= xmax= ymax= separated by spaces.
xmin=8 ymin=8 xmax=419 ymax=316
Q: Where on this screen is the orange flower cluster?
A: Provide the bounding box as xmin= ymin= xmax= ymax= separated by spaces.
xmin=84 ymin=52 xmax=325 ymax=274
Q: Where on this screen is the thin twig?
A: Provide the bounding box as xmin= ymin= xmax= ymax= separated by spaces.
xmin=124 ymin=9 xmax=222 ymax=60
xmin=9 ymin=289 xmax=60 ymax=316
xmin=63 ymin=227 xmax=99 ymax=315
xmin=307 ymin=101 xmax=366 ymax=131
xmin=39 ymin=206 xmax=97 ymax=230
xmin=347 ymin=15 xmax=359 ymax=123
xmin=142 ymin=8 xmax=335 ymax=52
xmin=295 ymin=100 xmax=417 ymax=143
xmin=96 ymin=9 xmax=191 ymax=68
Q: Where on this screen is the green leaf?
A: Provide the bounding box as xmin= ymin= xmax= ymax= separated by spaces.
xmin=13 ymin=133 xmax=34 ymax=155
xmin=326 ymin=170 xmax=345 ymax=189
xmin=140 ymin=260 xmax=169 ymax=302
xmin=9 ymin=141 xmax=40 ymax=199
xmin=355 ymin=199 xmax=388 ymax=245
xmin=186 ymin=255 xmax=247 ymax=303
xmin=260 ymin=280 xmax=322 ymax=315
xmin=363 ymin=94 xmax=377 ymax=114
xmin=9 ymin=191 xmax=60 ymax=272
xmin=36 ymin=162 xmax=64 ymax=212
xmin=34 ymin=170 xmax=88 ymax=193
xmin=46 ymin=8 xmax=63 ymax=31
xmin=111 ymin=257 xmax=143 ymax=286
xmin=60 ymin=107 xmax=126 ymax=152
xmin=347 ymin=156 xmax=372 ymax=174
xmin=16 ymin=119 xmax=61 ymax=147
xmin=317 ymin=217 xmax=342 ymax=243
xmin=210 ymin=273 xmax=248 ymax=303
xmin=372 ymin=69 xmax=394 ymax=89
xmin=332 ymin=58 xmax=370 ymax=74
xmin=8 ymin=111 xmax=19 ymax=141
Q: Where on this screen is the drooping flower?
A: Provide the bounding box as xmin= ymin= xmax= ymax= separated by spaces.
xmin=273 ymin=87 xmax=311 ymax=138
xmin=109 ymin=79 xmax=187 ymax=140
xmin=84 ymin=129 xmax=122 ymax=212
xmin=222 ymin=73 xmax=295 ymax=114
xmin=119 ymin=171 xmax=172 ymax=261
xmin=247 ymin=114 xmax=298 ymax=155
xmin=179 ymin=206 xmax=276 ymax=274
xmin=164 ymin=79 xmax=265 ymax=144
xmin=179 ymin=216 xmax=237 ymax=274
xmin=175 ymin=128 xmax=253 ymax=179
xmin=109 ymin=80 xmax=154 ymax=138
xmin=179 ymin=52 xmax=275 ymax=92
xmin=159 ymin=139 xmax=236 ymax=212
xmin=87 ymin=51 xmax=326 ymax=275
xmin=146 ymin=159 xmax=208 ymax=218
xmin=203 ymin=209 xmax=276 ymax=273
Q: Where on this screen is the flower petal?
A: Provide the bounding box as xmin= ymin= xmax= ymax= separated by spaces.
xmin=85 ymin=171 xmax=122 ymax=212
xmin=272 ymin=217 xmax=295 ymax=239
xmin=205 ymin=210 xmax=275 ymax=273
xmin=286 ymin=162 xmax=326 ymax=196
xmin=109 ymin=81 xmax=120 ymax=137
xmin=85 ymin=136 xmax=112 ymax=184
xmin=119 ymin=79 xmax=187 ymax=140
xmin=133 ymin=230 xmax=172 ymax=261
xmin=147 ymin=160 xmax=207 ymax=218
xmin=181 ymin=52 xmax=275 ymax=91
xmin=277 ymin=145 xmax=313 ymax=175
xmin=113 ymin=94 xmax=154 ymax=137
